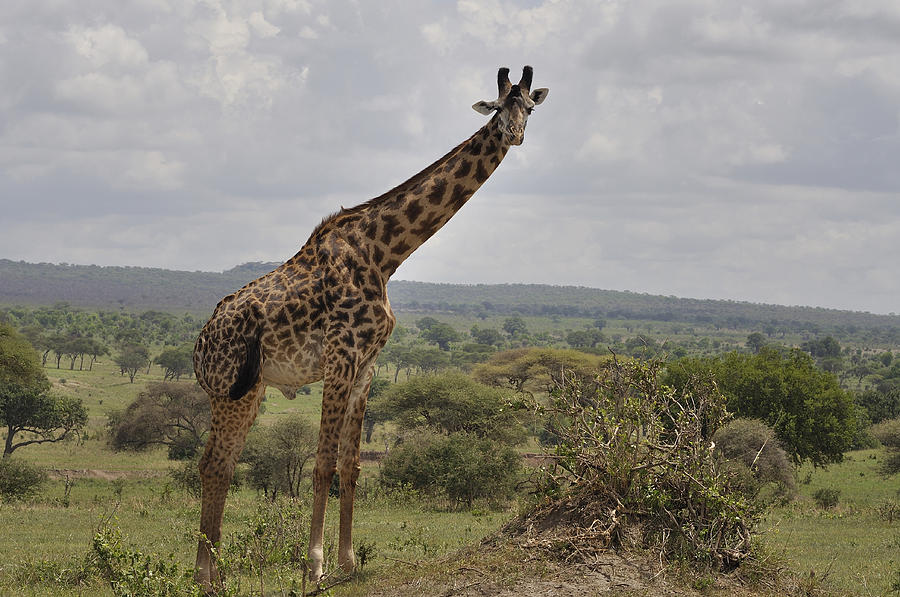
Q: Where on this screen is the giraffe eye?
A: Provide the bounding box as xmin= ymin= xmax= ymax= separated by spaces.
xmin=526 ymin=107 xmax=534 ymax=115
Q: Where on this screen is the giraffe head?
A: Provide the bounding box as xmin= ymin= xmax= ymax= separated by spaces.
xmin=472 ymin=66 xmax=549 ymax=146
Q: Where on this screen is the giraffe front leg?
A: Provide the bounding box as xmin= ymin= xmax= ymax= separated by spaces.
xmin=337 ymin=365 xmax=374 ymax=573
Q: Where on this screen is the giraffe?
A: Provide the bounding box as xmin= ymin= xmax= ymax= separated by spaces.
xmin=191 ymin=66 xmax=549 ymax=591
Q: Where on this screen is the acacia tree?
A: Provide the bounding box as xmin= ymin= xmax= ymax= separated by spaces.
xmin=115 ymin=344 xmax=150 ymax=383
xmin=107 ymin=382 xmax=210 ymax=459
xmin=0 ymin=323 xmax=87 ymax=457
xmin=154 ymin=344 xmax=193 ymax=381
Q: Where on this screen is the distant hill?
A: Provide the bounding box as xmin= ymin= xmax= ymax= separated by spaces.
xmin=1 ymin=259 xmax=898 ymax=336
xmin=0 ymin=259 xmax=279 ymax=313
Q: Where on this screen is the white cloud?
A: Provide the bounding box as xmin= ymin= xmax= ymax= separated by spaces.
xmin=2 ymin=0 xmax=900 ymax=313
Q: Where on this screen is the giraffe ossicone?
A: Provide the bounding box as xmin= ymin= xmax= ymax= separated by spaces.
xmin=191 ymin=65 xmax=549 ymax=592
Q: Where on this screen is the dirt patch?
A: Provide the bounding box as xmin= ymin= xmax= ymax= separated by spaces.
xmin=46 ymin=469 xmax=166 ymax=481
xmin=355 ymin=534 xmax=776 ymax=597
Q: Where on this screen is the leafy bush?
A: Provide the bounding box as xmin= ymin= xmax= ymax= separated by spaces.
xmin=0 ymin=457 xmax=47 ymax=500
xmin=107 ymin=382 xmax=210 ymax=460
xmin=712 ymin=418 xmax=796 ymax=500
xmin=169 ymin=459 xmax=242 ymax=498
xmin=812 ymin=488 xmax=840 ymax=509
xmin=375 ymin=372 xmax=526 ymax=446
xmin=380 ymin=431 xmax=521 ymax=508
xmin=241 ymin=415 xmax=317 ymax=499
xmin=665 ymin=348 xmax=857 ymax=466
xmin=871 ymin=418 xmax=900 ymax=476
xmin=517 ymin=358 xmax=759 ymax=570
xmin=92 ymin=525 xmax=203 ymax=596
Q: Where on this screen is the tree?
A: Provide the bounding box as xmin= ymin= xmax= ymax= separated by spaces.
xmin=154 ymin=344 xmax=194 ymax=381
xmin=107 ymin=382 xmax=210 ymax=459
xmin=415 ymin=316 xmax=439 ymax=332
xmin=0 ymin=323 xmax=88 ymax=458
xmin=470 ymin=326 xmax=504 ymax=347
xmin=421 ymin=322 xmax=462 ymax=351
xmin=502 ymin=316 xmax=528 ymax=339
xmin=566 ymin=329 xmax=604 ymax=349
xmin=857 ymin=388 xmax=900 ymax=425
xmin=664 ymin=347 xmax=856 ymax=465
xmin=115 ymin=344 xmax=150 ymax=383
xmin=378 ymin=372 xmax=526 ymax=445
xmin=411 ymin=346 xmax=451 ymax=373
xmin=473 ymin=347 xmax=604 ymax=396
xmin=745 ymin=332 xmax=766 ymax=354
xmin=242 ymin=415 xmax=317 ymax=499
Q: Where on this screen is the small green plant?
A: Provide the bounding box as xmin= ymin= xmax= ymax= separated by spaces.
xmin=876 ymin=499 xmax=900 ymax=523
xmin=355 ymin=539 xmax=377 ymax=571
xmin=92 ymin=525 xmax=205 ymax=596
xmin=813 ymin=487 xmax=841 ymax=509
xmin=0 ymin=457 xmax=47 ymax=500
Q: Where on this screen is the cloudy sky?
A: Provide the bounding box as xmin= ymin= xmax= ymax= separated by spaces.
xmin=1 ymin=1 xmax=899 ymax=314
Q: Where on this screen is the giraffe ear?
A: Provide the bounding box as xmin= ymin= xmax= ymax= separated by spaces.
xmin=530 ymin=88 xmax=549 ymax=105
xmin=472 ymin=100 xmax=499 ymax=115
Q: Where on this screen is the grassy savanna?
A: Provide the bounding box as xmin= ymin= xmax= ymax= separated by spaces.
xmin=1 ymin=326 xmax=899 ymax=595
xmin=762 ymin=450 xmax=900 ymax=596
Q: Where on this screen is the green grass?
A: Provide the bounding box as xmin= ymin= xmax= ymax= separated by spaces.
xmin=762 ymin=449 xmax=900 ymax=595
xmin=6 ymin=352 xmax=900 ymax=596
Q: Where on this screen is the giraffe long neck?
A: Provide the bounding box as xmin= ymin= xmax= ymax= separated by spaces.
xmin=353 ymin=116 xmax=510 ymax=278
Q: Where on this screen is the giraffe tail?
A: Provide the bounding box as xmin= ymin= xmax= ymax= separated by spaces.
xmin=229 ymin=329 xmax=263 ymax=400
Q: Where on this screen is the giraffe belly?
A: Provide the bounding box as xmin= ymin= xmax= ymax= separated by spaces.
xmin=260 ymin=340 xmax=324 ymax=400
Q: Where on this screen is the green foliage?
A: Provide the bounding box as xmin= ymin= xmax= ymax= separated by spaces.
xmin=0 ymin=457 xmax=47 ymax=500
xmin=858 ymin=388 xmax=900 ymax=425
xmin=502 ymin=316 xmax=528 ymax=338
xmin=420 ymin=322 xmax=462 ymax=350
xmin=473 ymin=347 xmax=604 ymax=396
xmin=242 ymin=415 xmax=317 ymax=499
xmin=469 ymin=325 xmax=504 ymax=346
xmin=812 ymin=487 xmax=841 ymax=509
xmin=375 ymin=372 xmax=526 ymax=445
xmin=107 ymin=382 xmax=210 ymax=459
xmin=92 ymin=525 xmax=204 ymax=596
xmin=528 ymin=358 xmax=759 ymax=569
xmin=0 ymin=326 xmax=88 ymax=456
xmin=871 ymin=418 xmax=900 ymax=476
xmin=665 ymin=347 xmax=856 ymax=465
xmin=745 ymin=332 xmax=766 ymax=353
xmin=380 ymin=430 xmax=521 ymax=508
xmin=154 ymin=344 xmax=194 ymax=381
xmin=565 ymin=328 xmax=605 ymax=349
xmin=712 ymin=418 xmax=796 ymax=500
xmin=115 ymin=344 xmax=150 ymax=383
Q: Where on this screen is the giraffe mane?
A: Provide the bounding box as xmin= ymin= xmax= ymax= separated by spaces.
xmin=305 ymin=114 xmax=500 ymax=242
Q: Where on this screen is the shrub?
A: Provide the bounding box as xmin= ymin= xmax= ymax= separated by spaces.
xmin=241 ymin=415 xmax=317 ymax=499
xmin=0 ymin=457 xmax=47 ymax=500
xmin=871 ymin=418 xmax=900 ymax=449
xmin=107 ymin=382 xmax=209 ymax=460
xmin=169 ymin=459 xmax=241 ymax=498
xmin=518 ymin=358 xmax=759 ymax=570
xmin=92 ymin=525 xmax=203 ymax=596
xmin=812 ymin=488 xmax=840 ymax=509
xmin=712 ymin=418 xmax=796 ymax=500
xmin=872 ymin=418 xmax=900 ymax=476
xmin=380 ymin=431 xmax=521 ymax=508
